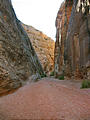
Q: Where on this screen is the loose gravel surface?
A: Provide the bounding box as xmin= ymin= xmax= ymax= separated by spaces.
xmin=0 ymin=78 xmax=90 ymax=120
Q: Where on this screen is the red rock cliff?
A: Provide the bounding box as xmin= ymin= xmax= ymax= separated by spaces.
xmin=54 ymin=0 xmax=90 ymax=79
xmin=22 ymin=24 xmax=55 ymax=74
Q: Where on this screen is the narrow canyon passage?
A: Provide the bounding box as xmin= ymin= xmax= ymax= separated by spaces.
xmin=0 ymin=0 xmax=90 ymax=120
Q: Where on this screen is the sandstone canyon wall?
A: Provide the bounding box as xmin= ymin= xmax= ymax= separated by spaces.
xmin=55 ymin=0 xmax=90 ymax=79
xmin=0 ymin=0 xmax=44 ymax=96
xmin=22 ymin=24 xmax=55 ymax=74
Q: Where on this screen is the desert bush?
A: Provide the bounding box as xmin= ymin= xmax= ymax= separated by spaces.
xmin=41 ymin=73 xmax=47 ymax=78
xmin=58 ymin=75 xmax=64 ymax=80
xmin=81 ymin=80 xmax=90 ymax=88
xmin=50 ymin=71 xmax=54 ymax=76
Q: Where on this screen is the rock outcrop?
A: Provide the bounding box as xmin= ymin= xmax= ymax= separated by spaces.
xmin=54 ymin=0 xmax=90 ymax=79
xmin=22 ymin=24 xmax=55 ymax=74
xmin=0 ymin=0 xmax=44 ymax=96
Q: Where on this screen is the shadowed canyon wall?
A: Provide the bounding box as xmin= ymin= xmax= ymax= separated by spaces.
xmin=0 ymin=0 xmax=44 ymax=95
xmin=22 ymin=24 xmax=55 ymax=74
xmin=55 ymin=0 xmax=90 ymax=79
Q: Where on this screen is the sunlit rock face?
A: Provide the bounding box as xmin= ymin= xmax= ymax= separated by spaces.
xmin=54 ymin=0 xmax=73 ymax=77
xmin=55 ymin=0 xmax=90 ymax=79
xmin=22 ymin=24 xmax=55 ymax=74
xmin=0 ymin=0 xmax=44 ymax=96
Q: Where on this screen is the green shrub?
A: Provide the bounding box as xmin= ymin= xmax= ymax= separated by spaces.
xmin=50 ymin=71 xmax=54 ymax=76
xmin=35 ymin=78 xmax=39 ymax=82
xmin=58 ymin=75 xmax=64 ymax=80
xmin=41 ymin=73 xmax=47 ymax=78
xmin=81 ymin=80 xmax=90 ymax=89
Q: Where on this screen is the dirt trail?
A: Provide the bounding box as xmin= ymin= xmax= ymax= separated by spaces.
xmin=0 ymin=77 xmax=90 ymax=120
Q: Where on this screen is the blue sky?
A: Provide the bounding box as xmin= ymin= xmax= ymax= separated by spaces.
xmin=12 ymin=0 xmax=63 ymax=40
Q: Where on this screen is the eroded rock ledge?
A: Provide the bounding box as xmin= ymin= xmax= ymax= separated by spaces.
xmin=54 ymin=0 xmax=90 ymax=79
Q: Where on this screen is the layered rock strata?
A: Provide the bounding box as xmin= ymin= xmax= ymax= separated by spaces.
xmin=55 ymin=0 xmax=90 ymax=79
xmin=22 ymin=24 xmax=55 ymax=74
xmin=0 ymin=0 xmax=44 ymax=96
